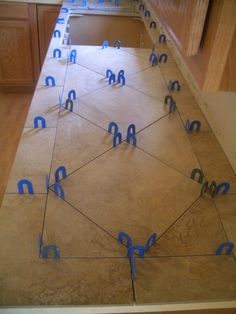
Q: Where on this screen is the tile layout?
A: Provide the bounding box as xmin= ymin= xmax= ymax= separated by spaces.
xmin=1 ymin=1 xmax=236 ymax=306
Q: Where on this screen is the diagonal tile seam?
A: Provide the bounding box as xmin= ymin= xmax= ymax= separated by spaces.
xmin=212 ymin=199 xmax=236 ymax=263
xmin=120 ymin=48 xmax=151 ymax=60
xmin=40 ymin=53 xmax=70 ymax=243
xmin=125 ymin=82 xmax=167 ymax=103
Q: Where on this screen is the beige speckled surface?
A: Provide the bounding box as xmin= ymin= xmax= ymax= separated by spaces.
xmin=1 ymin=0 xmax=236 ymax=306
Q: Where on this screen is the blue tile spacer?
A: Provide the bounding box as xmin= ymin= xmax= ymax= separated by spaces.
xmin=126 ymin=133 xmax=137 ymax=146
xmin=113 ymin=132 xmax=122 ymax=147
xmin=149 ymin=52 xmax=157 ymax=63
xmin=109 ymin=73 xmax=116 ymax=85
xmin=41 ymin=244 xmax=61 ymax=259
xmin=150 ymin=21 xmax=156 ymax=28
xmin=55 ymin=166 xmax=67 ymax=183
xmin=68 ymin=89 xmax=76 ymax=100
xmin=215 ymin=242 xmax=234 ymax=255
xmin=102 ymin=40 xmax=109 ymax=49
xmin=53 ymin=48 xmax=62 ymax=58
xmin=169 ymin=100 xmax=177 ymax=113
xmin=82 ymin=0 xmax=87 ymax=6
xmin=159 ymin=53 xmax=168 ymax=63
xmin=65 ymin=98 xmax=74 ymax=112
xmin=164 ymin=95 xmax=173 ymax=105
xmin=61 ymin=7 xmax=69 ymax=13
xmin=45 ymin=76 xmax=56 ymax=87
xmin=159 ymin=34 xmax=166 ymax=43
xmin=185 ymin=119 xmax=191 ymax=132
xmin=189 ymin=120 xmax=201 ymax=132
xmin=118 ymin=231 xmax=133 ymax=248
xmin=152 ymin=56 xmax=158 ymax=66
xmin=53 ymin=30 xmax=61 ymax=38
xmin=114 ymin=40 xmax=121 ymax=49
xmin=118 ymin=69 xmax=125 ymax=78
xmin=106 ymin=69 xmax=113 ymax=78
xmin=53 ymin=182 xmax=65 ymax=200
xmin=17 ymin=179 xmax=34 ymax=194
xmin=139 ymin=4 xmax=145 ymax=11
xmin=127 ymin=124 xmax=136 ymax=135
xmin=118 ymin=74 xmax=126 ymax=85
xmin=115 ymin=0 xmax=120 ymax=6
xmin=56 ymin=18 xmax=65 ymax=24
xmin=34 ymin=116 xmax=46 ymax=128
xmin=108 ymin=121 xmax=119 ymax=134
xmin=127 ymin=245 xmax=145 ymax=258
xmin=144 ymin=10 xmax=151 ymax=17
xmin=190 ymin=168 xmax=204 ymax=184
xmin=214 ymin=182 xmax=231 ymax=195
xmin=145 ymin=233 xmax=157 ymax=252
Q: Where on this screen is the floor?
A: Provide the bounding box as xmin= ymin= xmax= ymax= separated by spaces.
xmin=0 ymin=5 xmax=236 ymax=308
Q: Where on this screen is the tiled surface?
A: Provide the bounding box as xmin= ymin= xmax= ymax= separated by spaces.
xmin=134 ymin=256 xmax=236 ymax=304
xmin=1 ymin=2 xmax=236 ymax=306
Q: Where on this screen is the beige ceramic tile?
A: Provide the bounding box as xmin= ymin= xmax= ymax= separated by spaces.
xmin=127 ymin=66 xmax=168 ymax=102
xmin=0 ymin=258 xmax=133 ymax=306
xmin=121 ymin=47 xmax=152 ymax=60
xmin=25 ymin=86 xmax=63 ymax=128
xmin=77 ymin=47 xmax=151 ymax=76
xmin=150 ymin=197 xmax=227 ymax=256
xmin=76 ymin=85 xmax=166 ymax=134
xmin=60 ymin=143 xmax=200 ymax=244
xmin=134 ymin=256 xmax=236 ymax=304
xmin=0 ymin=194 xmax=46 ymax=260
xmin=137 ymin=112 xmax=199 ymax=176
xmin=159 ymin=63 xmax=189 ymax=89
xmin=6 ymin=128 xmax=56 ymax=193
xmin=37 ymin=57 xmax=67 ymax=86
xmin=174 ymin=92 xmax=211 ymax=131
xmin=51 ymin=111 xmax=112 ymax=176
xmin=63 ymin=63 xmax=107 ymax=99
xmin=43 ymin=192 xmax=126 ymax=257
xmin=190 ymin=132 xmax=236 ymax=193
xmin=214 ymin=195 xmax=236 ymax=254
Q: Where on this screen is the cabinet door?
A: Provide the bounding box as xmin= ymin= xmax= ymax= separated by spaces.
xmin=0 ymin=3 xmax=40 ymax=87
xmin=37 ymin=5 xmax=60 ymax=66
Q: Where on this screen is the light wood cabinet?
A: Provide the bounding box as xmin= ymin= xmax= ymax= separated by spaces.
xmin=0 ymin=2 xmax=60 ymax=91
xmin=37 ymin=5 xmax=60 ymax=66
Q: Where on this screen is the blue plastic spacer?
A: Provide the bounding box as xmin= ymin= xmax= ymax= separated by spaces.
xmin=118 ymin=70 xmax=125 ymax=78
xmin=82 ymin=0 xmax=87 ymax=6
xmin=150 ymin=21 xmax=156 ymax=29
xmin=126 ymin=133 xmax=137 ymax=146
xmin=190 ymin=168 xmax=204 ymax=184
xmin=159 ymin=53 xmax=168 ymax=63
xmin=214 ymin=182 xmax=231 ymax=195
xmin=61 ymin=7 xmax=69 ymax=13
xmin=145 ymin=233 xmax=157 ymax=252
xmin=130 ymin=257 xmax=136 ymax=280
xmin=65 ymin=98 xmax=74 ymax=112
xmin=113 ymin=132 xmax=122 ymax=147
xmin=118 ymin=231 xmax=133 ymax=248
xmin=169 ymin=100 xmax=177 ymax=113
xmin=41 ymin=244 xmax=61 ymax=259
xmin=55 ymin=166 xmax=67 ymax=183
xmin=102 ymin=40 xmax=109 ymax=49
xmin=164 ymin=95 xmax=173 ymax=105
xmin=189 ymin=120 xmax=201 ymax=132
xmin=115 ymin=0 xmax=120 ymax=6
xmin=34 ymin=116 xmax=46 ymax=128
xmin=185 ymin=119 xmax=191 ymax=132
xmin=106 ymin=69 xmax=113 ymax=78
xmin=215 ymin=241 xmax=234 ymax=255
xmin=18 ymin=179 xmax=34 ymax=194
xmin=108 ymin=121 xmax=119 ymax=134
xmin=149 ymin=52 xmax=157 ymax=63
xmin=144 ymin=10 xmax=151 ymax=17
xmin=159 ymin=34 xmax=166 ymax=43
xmin=114 ymin=40 xmax=121 ymax=49
xmin=53 ymin=30 xmax=61 ymax=38
xmin=56 ymin=18 xmax=65 ymax=24
xmin=127 ymin=245 xmax=145 ymax=258
xmin=152 ymin=56 xmax=158 ymax=66
xmin=68 ymin=89 xmax=76 ymax=100
xmin=172 ymin=80 xmax=181 ymax=91
xmin=109 ymin=73 xmax=116 ymax=85
xmin=53 ymin=48 xmax=62 ymax=58
xmin=118 ymin=74 xmax=126 ymax=85
xmin=53 ymin=182 xmax=65 ymax=200
xmin=45 ymin=76 xmax=56 ymax=87
xmin=127 ymin=124 xmax=136 ymax=135
xmin=139 ymin=4 xmax=145 ymax=11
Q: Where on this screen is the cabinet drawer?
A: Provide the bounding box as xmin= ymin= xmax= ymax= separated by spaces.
xmin=0 ymin=2 xmax=29 ymax=20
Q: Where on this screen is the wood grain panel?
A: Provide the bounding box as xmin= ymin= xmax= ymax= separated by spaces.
xmin=0 ymin=2 xmax=28 ymax=19
xmin=148 ymin=0 xmax=209 ymax=56
xmin=37 ymin=4 xmax=60 ymax=66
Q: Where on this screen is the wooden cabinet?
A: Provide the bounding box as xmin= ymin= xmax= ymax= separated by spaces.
xmin=0 ymin=2 xmax=40 ymax=90
xmin=37 ymin=5 xmax=60 ymax=66
xmin=0 ymin=2 xmax=60 ymax=91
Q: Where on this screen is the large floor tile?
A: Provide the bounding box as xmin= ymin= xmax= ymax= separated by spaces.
xmin=63 ymin=63 xmax=107 ymax=99
xmin=214 ymin=195 xmax=236 ymax=254
xmin=150 ymin=197 xmax=227 ymax=256
xmin=25 ymin=86 xmax=63 ymax=128
xmin=37 ymin=57 xmax=67 ymax=87
xmin=51 ymin=111 xmax=112 ymax=176
xmin=77 ymin=47 xmax=151 ymax=77
xmin=0 ymin=258 xmax=133 ymax=306
xmin=0 ymin=194 xmax=46 ymax=260
xmin=60 ymin=143 xmax=200 ymax=244
xmin=6 ymin=128 xmax=56 ymax=193
xmin=76 ymin=85 xmax=166 ymax=134
xmin=137 ymin=112 xmax=199 ymax=177
xmin=134 ymin=256 xmax=236 ymax=304
xmin=43 ymin=192 xmax=126 ymax=257
xmin=127 ymin=67 xmax=168 ymax=102
xmin=190 ymin=132 xmax=236 ymax=193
